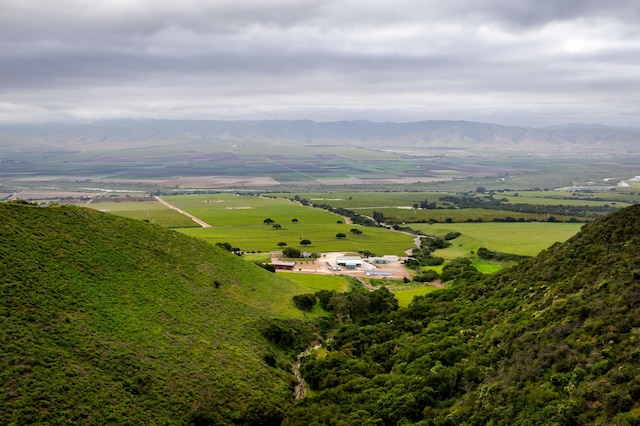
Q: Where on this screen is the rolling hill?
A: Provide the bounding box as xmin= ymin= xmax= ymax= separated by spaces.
xmin=4 ymin=200 xmax=640 ymax=425
xmin=286 ymin=204 xmax=640 ymax=425
xmin=0 ymin=201 xmax=303 ymax=425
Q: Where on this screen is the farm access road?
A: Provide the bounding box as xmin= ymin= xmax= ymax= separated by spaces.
xmin=153 ymin=196 xmax=212 ymax=228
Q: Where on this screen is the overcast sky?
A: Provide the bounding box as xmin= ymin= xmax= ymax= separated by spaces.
xmin=1 ymin=0 xmax=639 ymax=126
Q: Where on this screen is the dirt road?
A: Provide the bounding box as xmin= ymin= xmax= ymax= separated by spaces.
xmin=153 ymin=196 xmax=212 ymax=228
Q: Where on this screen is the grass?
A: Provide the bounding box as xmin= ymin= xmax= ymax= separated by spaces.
xmin=471 ymin=260 xmax=506 ymax=274
xmin=279 ymin=274 xmax=352 ymax=317
xmin=361 ymin=207 xmax=573 ymax=222
xmin=161 ymin=194 xmax=415 ymax=255
xmin=411 ymin=222 xmax=583 ymax=258
xmin=389 ymin=283 xmax=441 ymax=307
xmin=0 ymin=202 xmax=299 ymax=424
xmin=88 ymin=200 xmax=198 ymax=227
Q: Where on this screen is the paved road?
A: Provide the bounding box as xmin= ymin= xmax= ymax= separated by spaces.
xmin=153 ymin=196 xmax=212 ymax=228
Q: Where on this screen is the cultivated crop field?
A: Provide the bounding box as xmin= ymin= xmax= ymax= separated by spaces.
xmin=411 ymin=222 xmax=584 ymax=258
xmin=88 ymin=200 xmax=198 ymax=227
xmin=162 ymin=194 xmax=416 ymax=255
xmin=269 ymin=191 xmax=447 ymax=209
xmin=356 ymin=207 xmax=558 ymax=223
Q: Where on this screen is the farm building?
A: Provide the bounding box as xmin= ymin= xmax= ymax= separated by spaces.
xmin=336 ymin=256 xmax=364 ymax=270
xmin=369 ymin=255 xmax=400 ymax=264
xmin=270 ymin=261 xmax=296 ymax=271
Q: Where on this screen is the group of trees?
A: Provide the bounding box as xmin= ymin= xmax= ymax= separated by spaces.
xmin=336 ymin=228 xmax=364 ymax=239
xmin=214 ymin=241 xmax=242 ymax=255
xmin=283 ymin=204 xmax=640 ymax=425
xmin=313 ymin=287 xmax=399 ymax=322
xmin=404 ymin=234 xmax=454 ymax=271
xmin=281 ymin=246 xmax=317 ymax=259
xmin=412 ymin=198 xmax=437 ymax=209
xmin=264 ymin=217 xmax=298 ymax=229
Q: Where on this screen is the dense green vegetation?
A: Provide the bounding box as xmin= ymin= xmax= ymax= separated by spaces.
xmin=0 ymin=202 xmax=302 ymax=424
xmin=5 ymin=199 xmax=640 ymax=425
xmin=285 ymin=204 xmax=640 ymax=424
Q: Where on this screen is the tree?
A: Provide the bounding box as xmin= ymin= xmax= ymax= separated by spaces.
xmin=263 ymin=218 xmax=275 ymax=224
xmin=277 ymin=241 xmax=287 ymax=248
xmin=293 ymin=294 xmax=317 ymax=311
xmin=336 ymin=233 xmax=346 ymax=239
xmin=272 ymin=223 xmax=282 ymax=230
xmin=350 ymin=228 xmax=363 ymax=235
xmin=476 ymin=186 xmax=486 ymax=194
xmin=291 ymin=218 xmax=298 ymax=223
xmin=283 ymin=247 xmax=301 ymax=258
xmin=372 ymin=211 xmax=385 ymax=223
xmin=215 ymin=242 xmax=232 ymax=251
xmin=300 ymin=239 xmax=312 ymax=247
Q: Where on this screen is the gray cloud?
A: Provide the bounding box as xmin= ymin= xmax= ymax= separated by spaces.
xmin=1 ymin=0 xmax=639 ymax=125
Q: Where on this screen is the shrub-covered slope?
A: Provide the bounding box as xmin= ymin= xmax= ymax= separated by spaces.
xmin=287 ymin=204 xmax=640 ymax=425
xmin=0 ymin=202 xmax=297 ymax=425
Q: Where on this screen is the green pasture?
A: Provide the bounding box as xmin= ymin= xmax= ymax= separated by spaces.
xmin=282 ymin=273 xmax=351 ymax=294
xmin=162 ymin=194 xmax=339 ymax=226
xmin=502 ymin=194 xmax=631 ymax=207
xmin=471 ymin=260 xmax=506 ymax=274
xmin=178 ymin=224 xmax=413 ymax=255
xmin=412 ymin=222 xmax=583 ymax=258
xmin=252 ymin=273 xmax=351 ymax=319
xmin=270 ymin=191 xmax=448 ymax=209
xmin=361 ymin=278 xmax=443 ymax=308
xmin=357 ymin=207 xmax=558 ymax=223
xmin=389 ymin=283 xmax=441 ymax=307
xmin=242 ymin=253 xmax=272 ymax=263
xmin=88 ymin=200 xmax=197 ymax=227
xmin=161 ymin=194 xmax=415 ymax=255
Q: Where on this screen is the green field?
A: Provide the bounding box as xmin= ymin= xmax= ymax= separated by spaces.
xmin=369 ymin=281 xmax=441 ymax=307
xmin=88 ymin=200 xmax=198 ymax=227
xmin=357 ymin=207 xmax=558 ymax=222
xmin=268 ymin=192 xmax=447 ymax=209
xmin=163 ymin=194 xmax=415 ymax=255
xmin=412 ymin=222 xmax=584 ymax=258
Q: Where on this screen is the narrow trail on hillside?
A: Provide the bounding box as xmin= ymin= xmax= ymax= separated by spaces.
xmin=153 ymin=196 xmax=212 ymax=228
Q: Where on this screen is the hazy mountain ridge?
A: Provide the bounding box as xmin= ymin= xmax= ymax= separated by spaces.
xmin=2 ymin=119 xmax=640 ymax=153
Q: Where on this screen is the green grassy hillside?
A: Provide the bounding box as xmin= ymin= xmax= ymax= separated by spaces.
xmin=0 ymin=202 xmax=302 ymax=425
xmin=287 ymin=204 xmax=640 ymax=425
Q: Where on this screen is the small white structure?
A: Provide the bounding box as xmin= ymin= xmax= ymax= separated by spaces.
xmin=369 ymin=255 xmax=399 ymax=264
xmin=336 ymin=256 xmax=363 ymax=270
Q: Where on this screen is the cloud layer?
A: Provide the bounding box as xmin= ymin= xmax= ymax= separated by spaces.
xmin=2 ymin=0 xmax=639 ymax=125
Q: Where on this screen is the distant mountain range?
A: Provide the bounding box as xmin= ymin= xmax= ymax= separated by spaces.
xmin=2 ymin=119 xmax=640 ymax=154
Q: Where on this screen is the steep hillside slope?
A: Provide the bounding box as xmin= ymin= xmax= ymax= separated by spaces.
xmin=0 ymin=202 xmax=299 ymax=425
xmin=287 ymin=205 xmax=640 ymax=425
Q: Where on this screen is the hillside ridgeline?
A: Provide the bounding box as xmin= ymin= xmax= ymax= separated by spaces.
xmin=0 ymin=202 xmax=298 ymax=425
xmin=286 ymin=204 xmax=640 ymax=425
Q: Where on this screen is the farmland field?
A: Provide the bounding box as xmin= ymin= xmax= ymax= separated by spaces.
xmin=161 ymin=194 xmax=416 ymax=255
xmin=355 ymin=207 xmax=560 ymax=223
xmin=87 ymin=200 xmax=198 ymax=227
xmin=411 ymin=222 xmax=584 ymax=258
